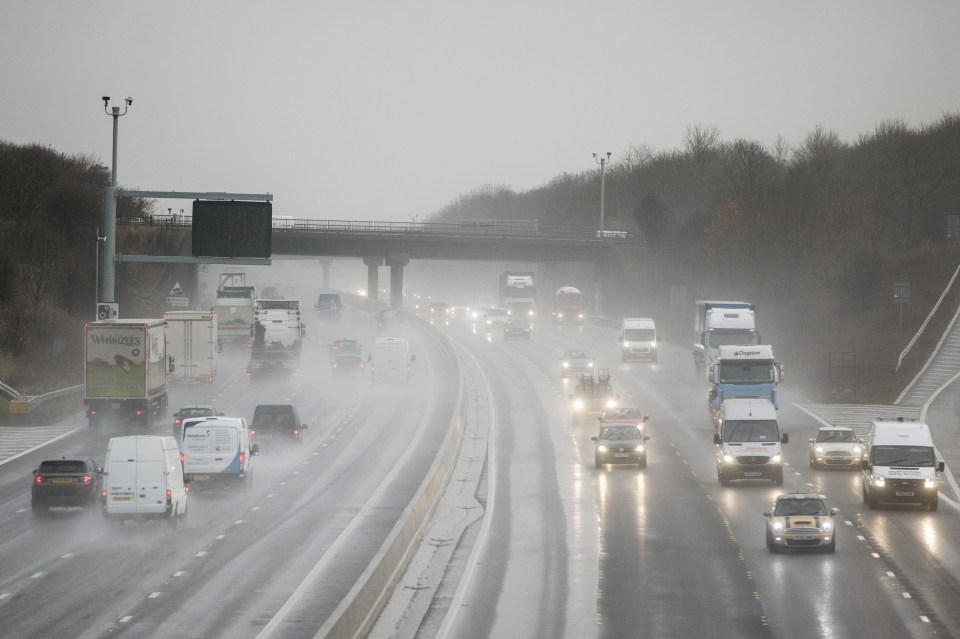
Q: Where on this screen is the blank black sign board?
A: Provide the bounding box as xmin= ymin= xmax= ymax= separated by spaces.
xmin=192 ymin=200 xmax=272 ymax=258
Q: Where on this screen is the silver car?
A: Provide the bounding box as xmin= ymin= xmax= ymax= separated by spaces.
xmin=809 ymin=426 xmax=862 ymax=469
xmin=559 ymin=349 xmax=595 ymax=377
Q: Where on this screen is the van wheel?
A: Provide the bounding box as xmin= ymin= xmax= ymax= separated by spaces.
xmin=773 ymin=472 xmax=784 ymax=486
xmin=718 ymin=469 xmax=729 ymax=486
xmin=929 ymin=495 xmax=938 ymax=512
xmin=868 ymin=493 xmax=879 ymax=510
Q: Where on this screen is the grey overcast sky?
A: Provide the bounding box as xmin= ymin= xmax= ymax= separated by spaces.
xmin=2 ymin=1 xmax=959 ymax=222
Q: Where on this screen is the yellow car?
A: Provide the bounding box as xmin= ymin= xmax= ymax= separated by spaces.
xmin=764 ymin=493 xmax=838 ymax=553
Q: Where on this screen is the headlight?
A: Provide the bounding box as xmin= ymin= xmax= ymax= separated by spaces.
xmin=557 ymin=313 xmax=563 ymax=319
xmin=722 ymin=454 xmax=735 ymax=464
xmin=528 ymin=310 xmax=534 ymax=317
xmin=563 ymin=362 xmax=570 ymax=368
xmin=821 ymin=520 xmax=833 ymax=531
xmin=577 ymin=313 xmax=583 ymax=319
xmin=873 ymin=476 xmax=886 ymax=487
xmin=634 ymin=444 xmax=645 ymax=452
xmin=588 ymin=362 xmax=594 ymax=368
xmin=771 ymin=453 xmax=782 ymax=464
xmin=597 ymin=445 xmax=608 ymax=452
xmin=924 ymin=477 xmax=936 ymax=488
xmin=486 ymin=320 xmax=492 ymax=325
xmin=605 ymin=399 xmax=617 ymax=408
xmin=573 ymin=399 xmax=584 ymax=410
xmin=853 ymin=446 xmax=862 ymax=454
xmin=815 ymin=446 xmax=824 ymax=453
xmin=772 ymin=521 xmax=784 ymax=531
xmin=650 ymin=342 xmax=658 ymax=350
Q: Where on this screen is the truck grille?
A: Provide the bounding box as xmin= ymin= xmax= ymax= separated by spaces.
xmin=737 ymin=456 xmax=770 ymax=465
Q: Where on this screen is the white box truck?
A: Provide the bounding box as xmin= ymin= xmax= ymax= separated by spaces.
xmin=861 ymin=417 xmax=944 ymax=511
xmin=101 ymin=436 xmax=187 ymax=524
xmin=693 ymin=301 xmax=759 ymax=375
xmin=713 ymin=398 xmax=788 ymax=485
xmin=163 ymin=310 xmax=218 ymax=383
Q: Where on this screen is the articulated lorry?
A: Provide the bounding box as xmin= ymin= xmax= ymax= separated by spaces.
xmin=214 ymin=285 xmax=256 ymax=348
xmin=500 ymin=271 xmax=536 ymax=319
xmin=163 ymin=310 xmax=218 ymax=383
xmin=693 ymin=301 xmax=759 ymax=375
xmin=84 ymin=320 xmax=171 ymax=427
xmin=708 ymin=345 xmax=783 ymax=425
xmin=553 ymin=286 xmax=585 ymax=324
xmin=247 ymin=299 xmax=304 ymax=379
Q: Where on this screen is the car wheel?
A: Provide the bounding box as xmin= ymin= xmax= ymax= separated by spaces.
xmin=638 ymin=456 xmax=647 ymax=470
xmin=594 ymin=455 xmax=602 ymax=469
xmin=809 ymin=457 xmax=817 ymax=469
xmin=826 ymin=537 xmax=836 ymax=553
xmin=862 ymin=484 xmax=869 ymax=504
xmin=765 ymin=528 xmax=772 ymax=549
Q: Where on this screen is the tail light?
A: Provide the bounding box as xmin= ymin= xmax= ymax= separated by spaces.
xmin=180 ymin=452 xmax=184 ymax=464
xmin=175 ymin=417 xmax=182 ymax=426
xmin=166 ymin=489 xmax=172 ymax=507
xmin=239 ymin=452 xmax=245 ymax=465
xmin=293 ymin=429 xmax=300 ymax=437
xmin=250 ymin=428 xmax=257 ymax=436
xmin=135 ymin=409 xmax=145 ymax=416
xmin=35 ymin=475 xmax=44 ymax=484
xmin=81 ymin=475 xmax=91 ymax=484
xmin=101 ymin=490 xmax=107 ymax=505
xmin=87 ymin=408 xmax=96 ymax=416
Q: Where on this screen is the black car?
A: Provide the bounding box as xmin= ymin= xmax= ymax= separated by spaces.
xmin=592 ymin=424 xmax=649 ymax=469
xmin=329 ymin=339 xmax=365 ymax=374
xmin=31 ymin=457 xmax=102 ymax=515
xmin=173 ymin=404 xmax=221 ymax=439
xmin=251 ymin=404 xmax=308 ymax=445
xmin=503 ymin=319 xmax=532 ymax=340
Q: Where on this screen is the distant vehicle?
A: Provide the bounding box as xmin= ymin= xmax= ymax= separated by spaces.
xmin=693 ymin=301 xmax=758 ymax=375
xmin=471 ymin=294 xmax=496 ymax=319
xmin=248 ymin=298 xmax=304 ymax=379
xmin=329 ymin=339 xmax=364 ymax=374
xmin=570 ymin=369 xmax=619 ymax=420
xmin=377 ymin=308 xmax=404 ymax=331
xmin=315 ymin=293 xmax=342 ymax=321
xmin=808 ymin=426 xmax=862 ymax=469
xmin=500 ymin=271 xmax=535 ymax=319
xmin=592 ymin=423 xmax=649 ymax=469
xmin=31 ymin=457 xmax=102 ymax=516
xmin=173 ymin=405 xmax=222 ymax=439
xmin=619 ymin=317 xmax=658 ymax=363
xmin=251 ymin=404 xmax=307 ymax=446
xmin=429 ymin=302 xmax=450 ymax=316
xmin=181 ymin=417 xmax=258 ymax=489
xmin=485 ymin=307 xmax=509 ymax=327
xmin=163 ymin=310 xmax=218 ymax=383
xmin=764 ymin=493 xmax=838 ymax=553
xmin=101 ymin=436 xmax=187 ymax=524
xmin=553 ymin=286 xmax=585 ymax=324
xmin=503 ymin=319 xmax=532 ymax=340
xmin=598 ymin=406 xmax=647 ymax=430
xmin=369 ymin=337 xmax=415 ymax=381
xmin=214 ymin=285 xmax=256 ymax=348
xmin=559 ymin=349 xmax=594 ymax=377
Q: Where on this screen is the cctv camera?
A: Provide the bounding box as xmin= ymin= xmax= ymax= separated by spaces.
xmin=125 ymin=97 xmax=133 ymax=105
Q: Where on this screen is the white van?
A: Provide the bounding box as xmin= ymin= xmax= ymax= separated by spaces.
xmin=181 ymin=417 xmax=258 ymax=489
xmin=713 ymin=398 xmax=788 ymax=485
xmin=369 ymin=337 xmax=416 ymax=381
xmin=101 ymin=436 xmax=187 ymax=523
xmin=862 ymin=417 xmax=944 ymax=511
xmin=619 ymin=317 xmax=658 ymax=362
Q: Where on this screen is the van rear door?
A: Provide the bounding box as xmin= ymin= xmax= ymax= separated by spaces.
xmin=135 ymin=439 xmax=167 ymax=513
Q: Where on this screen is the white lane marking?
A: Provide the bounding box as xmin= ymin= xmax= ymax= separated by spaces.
xmin=61 ymin=553 xmax=74 ymax=559
xmin=235 ymin=520 xmax=244 ymax=525
xmin=0 ymin=593 xmax=10 ymax=600
xmin=857 ymin=535 xmax=865 ymax=540
xmin=119 ymin=616 xmax=133 ymax=623
xmin=196 ymin=551 xmax=207 ymax=558
xmin=173 ymin=571 xmax=184 ymax=577
xmin=251 ymin=506 xmax=261 ymax=511
xmin=920 ymin=616 xmax=931 ymax=623
xmin=216 ymin=535 xmax=226 ymax=540
xmin=871 ymin=552 xmax=881 ymax=558
xmin=902 ymin=592 xmax=912 ymax=599
xmin=148 ymin=592 xmax=160 ymax=599
xmin=30 ymin=572 xmax=42 ymax=579
xmin=887 ymin=571 xmax=896 ymax=577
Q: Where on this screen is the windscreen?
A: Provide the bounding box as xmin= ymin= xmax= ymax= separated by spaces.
xmin=724 ymin=419 xmax=779 ymax=443
xmin=708 ymin=331 xmax=759 ymax=348
xmin=718 ymin=363 xmax=775 ymax=384
xmin=872 ymin=445 xmax=936 ymax=466
xmin=623 ymin=329 xmax=655 ymax=341
xmin=600 ymin=426 xmax=642 ymax=441
xmin=39 ymin=460 xmax=88 ymax=473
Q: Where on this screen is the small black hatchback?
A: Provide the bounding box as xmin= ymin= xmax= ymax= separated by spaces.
xmin=251 ymin=404 xmax=308 ymax=446
xmin=31 ymin=457 xmax=102 ymax=515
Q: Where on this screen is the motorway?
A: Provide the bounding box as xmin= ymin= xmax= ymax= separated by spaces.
xmin=2 ymin=306 xmax=960 ymax=638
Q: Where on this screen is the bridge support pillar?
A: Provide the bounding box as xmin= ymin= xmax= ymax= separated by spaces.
xmin=387 ymin=254 xmax=410 ymax=309
xmin=318 ymin=258 xmax=333 ymax=289
xmin=363 ymin=256 xmax=383 ymax=305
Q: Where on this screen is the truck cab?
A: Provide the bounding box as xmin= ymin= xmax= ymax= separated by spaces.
xmin=708 ymin=345 xmax=783 ymax=421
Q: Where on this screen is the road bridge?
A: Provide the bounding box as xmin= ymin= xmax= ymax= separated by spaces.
xmin=120 ymin=215 xmax=641 ymax=309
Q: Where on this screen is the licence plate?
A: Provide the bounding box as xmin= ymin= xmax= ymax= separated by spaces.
xmin=743 ymin=471 xmax=763 ymax=477
xmin=895 ymin=491 xmax=915 ymax=497
xmin=52 ymin=477 xmax=73 ymax=484
xmin=192 ymin=475 xmax=210 ymax=481
xmin=793 ymin=535 xmax=814 ymax=541
xmin=112 ymin=402 xmax=122 ymax=409
xmin=613 ymin=453 xmax=630 ymax=458
xmin=112 ymin=495 xmax=133 ymax=502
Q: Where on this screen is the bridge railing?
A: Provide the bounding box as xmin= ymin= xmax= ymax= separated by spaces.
xmin=122 ymin=215 xmax=641 ymax=242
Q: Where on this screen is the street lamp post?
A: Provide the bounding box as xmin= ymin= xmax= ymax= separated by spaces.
xmin=593 ymin=152 xmax=611 ymax=231
xmin=101 ymin=96 xmax=132 ymax=305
